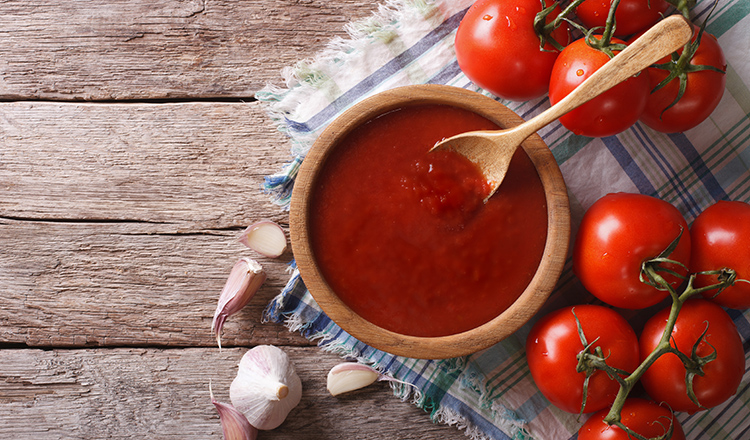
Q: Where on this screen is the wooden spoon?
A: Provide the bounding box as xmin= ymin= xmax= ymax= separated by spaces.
xmin=432 ymin=14 xmax=694 ymax=200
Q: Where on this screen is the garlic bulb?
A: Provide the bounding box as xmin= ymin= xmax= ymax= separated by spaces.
xmin=230 ymin=345 xmax=302 ymax=430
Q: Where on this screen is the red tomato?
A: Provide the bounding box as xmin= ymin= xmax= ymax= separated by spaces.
xmin=690 ymin=200 xmax=750 ymax=309
xmin=640 ymin=299 xmax=745 ymax=413
xmin=578 ymin=398 xmax=686 ymax=440
xmin=639 ymin=26 xmax=726 ymax=133
xmin=548 ymin=36 xmax=650 ymax=137
xmin=455 ymin=0 xmax=569 ymax=101
xmin=526 ymin=305 xmax=640 ymax=414
xmin=576 ymin=0 xmax=670 ymax=37
xmin=573 ymin=193 xmax=691 ymax=309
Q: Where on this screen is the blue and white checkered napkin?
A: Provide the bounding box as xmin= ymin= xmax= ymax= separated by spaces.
xmin=257 ymin=1 xmax=750 ymax=438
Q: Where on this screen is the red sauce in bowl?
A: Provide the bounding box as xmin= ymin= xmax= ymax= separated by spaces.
xmin=309 ymin=104 xmax=548 ymax=337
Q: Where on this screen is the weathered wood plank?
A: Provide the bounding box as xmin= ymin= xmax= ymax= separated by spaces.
xmin=0 ymin=2 xmax=474 ymax=439
xmin=0 ymin=347 xmax=462 ymax=439
xmin=0 ymin=101 xmax=304 ymax=347
xmin=0 ymin=0 xmax=378 ymax=100
xmin=0 ymin=101 xmax=286 ymax=228
xmin=0 ymin=217 xmax=303 ymax=348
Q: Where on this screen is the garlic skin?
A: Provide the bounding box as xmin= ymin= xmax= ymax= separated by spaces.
xmin=230 ymin=345 xmax=302 ymax=430
xmin=211 ymin=396 xmax=258 ymax=440
xmin=211 ymin=258 xmax=266 ymax=349
xmin=238 ymin=220 xmax=287 ymax=258
xmin=327 ymin=363 xmax=381 ymax=396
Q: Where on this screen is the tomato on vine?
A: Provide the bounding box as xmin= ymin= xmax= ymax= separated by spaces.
xmin=578 ymin=398 xmax=686 ymax=440
xmin=637 ymin=24 xmax=727 ymax=133
xmin=639 ymin=299 xmax=745 ymax=413
xmin=690 ymin=200 xmax=750 ymax=309
xmin=573 ymin=193 xmax=691 ymax=309
xmin=576 ymin=0 xmax=670 ymax=37
xmin=526 ymin=305 xmax=639 ymax=414
xmin=455 ymin=0 xmax=569 ymax=101
xmin=548 ymin=35 xmax=650 ymax=137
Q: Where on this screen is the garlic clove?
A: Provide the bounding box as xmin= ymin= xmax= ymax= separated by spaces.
xmin=238 ymin=220 xmax=287 ymax=258
xmin=210 ymin=384 xmax=258 ymax=440
xmin=230 ymin=345 xmax=302 ymax=430
xmin=211 ymin=258 xmax=266 ymax=349
xmin=326 ymin=363 xmax=381 ymax=396
xmin=211 ymin=398 xmax=259 ymax=440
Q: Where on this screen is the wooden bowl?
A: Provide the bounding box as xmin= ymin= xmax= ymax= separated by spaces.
xmin=290 ymin=84 xmax=570 ymax=359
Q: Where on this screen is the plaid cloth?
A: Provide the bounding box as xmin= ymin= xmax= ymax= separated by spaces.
xmin=257 ymin=1 xmax=750 ymax=438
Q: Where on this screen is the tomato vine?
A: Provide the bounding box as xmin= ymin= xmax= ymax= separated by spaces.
xmin=647 ymin=2 xmax=724 ymax=116
xmin=574 ymin=230 xmax=743 ymax=439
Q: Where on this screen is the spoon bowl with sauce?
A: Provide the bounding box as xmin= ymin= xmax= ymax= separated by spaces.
xmin=432 ymin=14 xmax=693 ymax=200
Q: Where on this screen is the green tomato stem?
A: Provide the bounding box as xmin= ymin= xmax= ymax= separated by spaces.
xmin=545 ymin=0 xmax=586 ymax=31
xmin=534 ymin=0 xmax=586 ymax=52
xmin=601 ymin=267 xmax=735 ymax=429
xmin=664 ymin=0 xmax=697 ymax=19
xmin=598 ymin=0 xmax=621 ymax=47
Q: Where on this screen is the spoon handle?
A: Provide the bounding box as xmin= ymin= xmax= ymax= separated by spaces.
xmin=507 ymin=14 xmax=693 ymax=141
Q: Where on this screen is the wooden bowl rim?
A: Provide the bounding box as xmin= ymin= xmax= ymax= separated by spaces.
xmin=290 ymin=84 xmax=570 ymax=359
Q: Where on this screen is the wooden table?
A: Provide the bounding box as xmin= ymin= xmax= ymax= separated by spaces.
xmin=0 ymin=1 xmax=462 ymax=438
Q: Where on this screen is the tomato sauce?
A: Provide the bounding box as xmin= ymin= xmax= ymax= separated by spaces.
xmin=309 ymin=104 xmax=548 ymax=337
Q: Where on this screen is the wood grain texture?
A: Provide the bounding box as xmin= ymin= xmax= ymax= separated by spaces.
xmin=0 ymin=101 xmax=306 ymax=347
xmin=0 ymin=0 xmax=378 ymax=100
xmin=0 ymin=347 xmax=461 ymax=439
xmin=0 ymin=216 xmax=305 ymax=348
xmin=1 ymin=101 xmax=286 ymax=227
xmin=0 ymin=1 xmax=467 ymax=438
